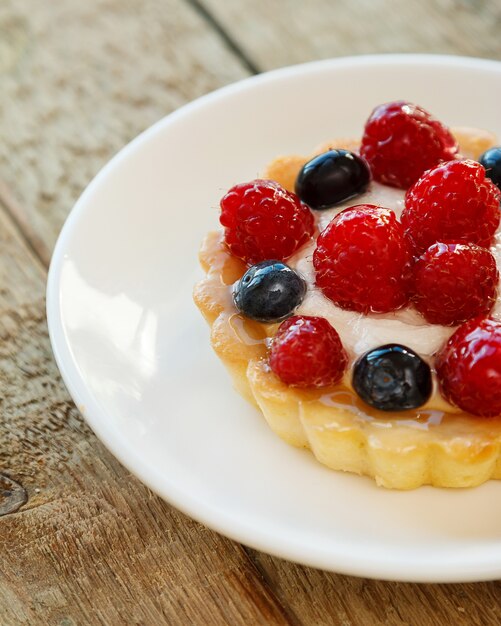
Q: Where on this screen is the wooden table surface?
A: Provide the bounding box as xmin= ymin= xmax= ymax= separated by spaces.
xmin=1 ymin=1 xmax=501 ymax=624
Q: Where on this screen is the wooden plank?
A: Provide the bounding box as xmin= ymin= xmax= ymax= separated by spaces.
xmin=0 ymin=1 xmax=297 ymax=623
xmin=249 ymin=553 xmax=501 ymax=626
xmin=0 ymin=0 xmax=251 ymax=257
xmin=0 ymin=191 xmax=292 ymax=624
xmin=201 ymin=0 xmax=501 ymax=70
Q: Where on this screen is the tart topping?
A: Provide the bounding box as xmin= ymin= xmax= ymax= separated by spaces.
xmin=411 ymin=242 xmax=499 ymax=326
xmin=353 ymin=344 xmax=432 ymax=411
xmin=233 ymin=260 xmax=306 ymax=323
xmin=360 ymin=101 xmax=458 ymax=189
xmin=401 ymin=159 xmax=501 ymax=253
xmin=295 ymin=149 xmax=371 ymax=210
xmin=218 ymin=108 xmax=501 ymax=418
xmin=220 ymin=179 xmax=314 ymax=265
xmin=313 ymin=204 xmax=413 ymax=314
xmin=479 ymin=146 xmax=501 ymax=189
xmin=436 ymin=317 xmax=501 ymax=417
xmin=269 ymin=315 xmax=347 ymax=388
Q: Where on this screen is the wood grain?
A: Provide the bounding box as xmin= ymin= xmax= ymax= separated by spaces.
xmin=250 ymin=553 xmax=501 ymax=626
xmin=0 ymin=0 xmax=250 ymax=257
xmin=201 ymin=0 xmax=501 ymax=70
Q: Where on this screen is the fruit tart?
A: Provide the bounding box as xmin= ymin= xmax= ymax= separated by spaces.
xmin=194 ymin=100 xmax=501 ymax=489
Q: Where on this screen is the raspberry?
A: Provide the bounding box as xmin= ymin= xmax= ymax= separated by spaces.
xmin=436 ymin=317 xmax=501 ymax=416
xmin=220 ymin=179 xmax=314 ymax=265
xmin=313 ymin=204 xmax=413 ymax=314
xmin=412 ymin=243 xmax=499 ymax=326
xmin=269 ymin=315 xmax=347 ymax=388
xmin=401 ymin=160 xmax=501 ymax=252
xmin=360 ymin=101 xmax=458 ymax=188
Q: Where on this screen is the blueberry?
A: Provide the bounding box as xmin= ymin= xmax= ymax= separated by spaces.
xmin=353 ymin=344 xmax=432 ymax=411
xmin=295 ymin=149 xmax=371 ymax=210
xmin=479 ymin=146 xmax=501 ymax=189
xmin=233 ymin=260 xmax=306 ymax=323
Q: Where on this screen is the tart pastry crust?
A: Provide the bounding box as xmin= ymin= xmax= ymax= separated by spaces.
xmin=194 ymin=128 xmax=501 ymax=489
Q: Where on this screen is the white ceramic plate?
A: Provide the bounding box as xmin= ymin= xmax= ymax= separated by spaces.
xmin=47 ymin=55 xmax=501 ymax=583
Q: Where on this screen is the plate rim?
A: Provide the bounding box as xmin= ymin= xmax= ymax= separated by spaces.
xmin=47 ymin=53 xmax=501 ymax=583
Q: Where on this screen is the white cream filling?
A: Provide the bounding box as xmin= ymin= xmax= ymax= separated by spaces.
xmin=288 ymin=182 xmax=501 ymax=363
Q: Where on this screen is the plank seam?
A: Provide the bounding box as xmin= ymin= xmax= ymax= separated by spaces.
xmin=186 ymin=0 xmax=261 ymax=75
xmin=242 ymin=547 xmax=304 ymax=626
xmin=0 ymin=179 xmax=50 ymax=270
